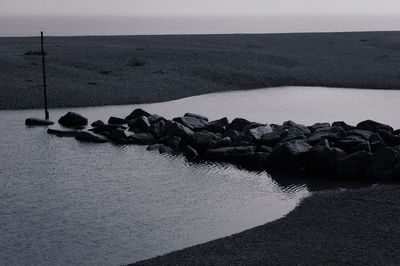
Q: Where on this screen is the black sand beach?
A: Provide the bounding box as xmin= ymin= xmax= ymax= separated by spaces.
xmin=2 ymin=31 xmax=400 ymax=109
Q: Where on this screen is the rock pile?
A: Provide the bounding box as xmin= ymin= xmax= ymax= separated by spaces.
xmin=47 ymin=109 xmax=400 ymax=181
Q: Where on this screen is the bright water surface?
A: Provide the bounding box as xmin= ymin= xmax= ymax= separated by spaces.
xmin=1 ymin=15 xmax=400 ymax=37
xmin=1 ymin=86 xmax=398 ymax=265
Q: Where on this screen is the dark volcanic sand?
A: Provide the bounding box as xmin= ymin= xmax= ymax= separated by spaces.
xmin=2 ymin=31 xmax=400 ymax=109
xmin=132 ymin=185 xmax=400 ymax=266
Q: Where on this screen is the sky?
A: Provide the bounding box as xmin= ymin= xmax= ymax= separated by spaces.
xmin=1 ymin=0 xmax=400 ymax=16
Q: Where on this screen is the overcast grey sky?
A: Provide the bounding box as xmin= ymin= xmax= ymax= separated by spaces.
xmin=1 ymin=0 xmax=400 ymax=16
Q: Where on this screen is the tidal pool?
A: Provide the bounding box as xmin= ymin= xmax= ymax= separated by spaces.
xmin=2 ymin=86 xmax=397 ymax=265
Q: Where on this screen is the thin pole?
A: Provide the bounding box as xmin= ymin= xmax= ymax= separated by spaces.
xmin=41 ymin=31 xmax=49 ymax=120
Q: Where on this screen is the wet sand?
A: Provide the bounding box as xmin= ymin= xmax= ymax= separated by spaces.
xmin=2 ymin=31 xmax=400 ymax=109
xmin=132 ymin=185 xmax=400 ymax=265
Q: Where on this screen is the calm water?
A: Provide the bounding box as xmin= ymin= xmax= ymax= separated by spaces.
xmin=1 ymin=86 xmax=396 ymax=266
xmin=1 ymin=15 xmax=400 ymax=37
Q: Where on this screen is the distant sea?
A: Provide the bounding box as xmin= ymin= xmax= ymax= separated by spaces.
xmin=1 ymin=15 xmax=400 ymax=37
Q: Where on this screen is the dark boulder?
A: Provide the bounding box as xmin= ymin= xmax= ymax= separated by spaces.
xmin=128 ymin=133 xmax=156 ymax=145
xmin=248 ymin=125 xmax=273 ymax=141
xmin=149 ymin=120 xmax=166 ymax=138
xmin=164 ymin=121 xmax=194 ymax=138
xmin=304 ymin=145 xmax=347 ymax=171
xmin=349 ymin=142 xmax=371 ymax=153
xmin=337 ymin=151 xmax=374 ymax=177
xmin=163 ymin=136 xmax=182 ymax=151
xmin=205 ymin=117 xmax=229 ymax=133
xmin=204 ymin=146 xmax=256 ymax=161
xmin=335 ymin=139 xmax=367 ymax=152
xmin=332 ymin=121 xmax=354 ymax=131
xmin=75 ymin=131 xmax=108 ymax=143
xmin=125 ymin=108 xmax=151 ymax=121
xmin=280 ymin=126 xmax=308 ymax=142
xmin=376 ymin=129 xmax=400 ymax=146
xmin=181 ymin=145 xmax=199 ymax=159
xmin=25 ymin=118 xmax=54 ymax=126
xmin=307 ymin=126 xmax=346 ymax=144
xmin=189 ymin=131 xmax=222 ymax=151
xmin=308 ymin=122 xmax=330 ymax=132
xmin=47 ymin=128 xmax=78 ymax=137
xmin=356 ymin=120 xmax=393 ymax=133
xmin=283 ymin=121 xmax=311 ymax=135
xmin=108 ymin=116 xmax=128 ymax=125
xmin=91 ymin=120 xmax=104 ymax=128
xmin=269 ymin=140 xmax=312 ymax=167
xmin=260 ymin=128 xmax=288 ymax=146
xmin=223 ymin=129 xmax=241 ymax=143
xmin=110 ymin=128 xmax=129 ymax=143
xmin=159 ymin=144 xmax=174 ymax=154
xmin=348 ymin=129 xmax=374 ymax=140
xmin=147 ymin=114 xmax=165 ymax=124
xmin=184 ymin=113 xmax=209 ymax=121
xmin=370 ymin=133 xmax=387 ymax=153
xmin=128 ymin=116 xmax=151 ymax=132
xmin=58 ymin=112 xmax=88 ymax=128
xmin=227 ymin=118 xmax=252 ymax=131
xmin=366 ymin=147 xmax=400 ymax=180
xmin=173 ymin=115 xmax=209 ymax=131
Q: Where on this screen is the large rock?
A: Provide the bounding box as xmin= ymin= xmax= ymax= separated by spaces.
xmin=269 ymin=140 xmax=312 ymax=167
xmin=125 ymin=108 xmax=151 ymax=121
xmin=25 ymin=118 xmax=54 ymax=126
xmin=110 ymin=128 xmax=129 ymax=143
xmin=304 ymin=145 xmax=347 ymax=171
xmin=332 ymin=121 xmax=354 ymax=131
xmin=75 ymin=131 xmax=108 ymax=143
xmin=308 ymin=122 xmax=330 ymax=132
xmin=283 ymin=121 xmax=311 ymax=136
xmin=128 ymin=116 xmax=151 ymax=132
xmin=189 ymin=131 xmax=222 ymax=151
xmin=163 ymin=136 xmax=182 ymax=151
xmin=348 ymin=129 xmax=374 ymax=140
xmin=184 ymin=113 xmax=209 ymax=121
xmin=307 ymin=126 xmax=346 ymax=144
xmin=164 ymin=121 xmax=194 ymax=138
xmin=356 ymin=120 xmax=393 ymax=133
xmin=280 ymin=126 xmax=308 ymax=142
xmin=149 ymin=120 xmax=166 ymax=137
xmin=58 ymin=112 xmax=88 ymax=128
xmin=205 ymin=117 xmax=229 ymax=133
xmin=249 ymin=125 xmax=273 ymax=141
xmin=376 ymin=129 xmax=400 ymax=146
xmin=173 ymin=114 xmax=209 ymax=131
xmin=337 ymin=151 xmax=374 ymax=177
xmin=260 ymin=128 xmax=288 ymax=146
xmin=181 ymin=145 xmax=199 ymax=159
xmin=227 ymin=118 xmax=252 ymax=131
xmin=47 ymin=128 xmax=78 ymax=137
xmin=204 ymin=146 xmax=256 ymax=160
xmin=127 ymin=133 xmax=156 ymax=145
xmin=108 ymin=116 xmax=127 ymax=125
xmin=91 ymin=120 xmax=104 ymax=128
xmin=370 ymin=133 xmax=387 ymax=152
xmin=366 ymin=147 xmax=400 ymax=180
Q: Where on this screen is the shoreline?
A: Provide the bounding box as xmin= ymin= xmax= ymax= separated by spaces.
xmin=131 ymin=185 xmax=400 ymax=265
xmin=2 ymin=31 xmax=400 ymax=109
